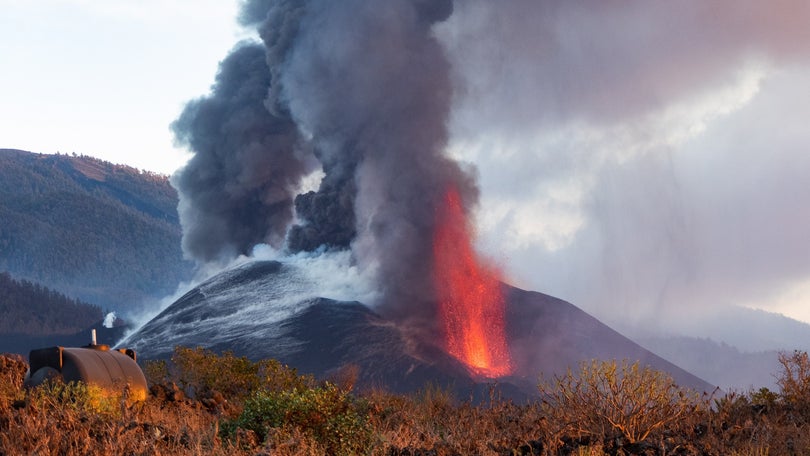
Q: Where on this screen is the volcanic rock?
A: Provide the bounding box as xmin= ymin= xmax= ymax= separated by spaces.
xmin=122 ymin=260 xmax=479 ymax=395
xmin=122 ymin=260 xmax=714 ymax=396
xmin=505 ymin=286 xmax=711 ymax=392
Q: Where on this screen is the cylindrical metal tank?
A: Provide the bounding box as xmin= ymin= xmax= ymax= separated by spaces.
xmin=26 ymin=344 xmax=148 ymax=402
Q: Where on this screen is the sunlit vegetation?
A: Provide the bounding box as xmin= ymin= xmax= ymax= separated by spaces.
xmin=3 ymin=347 xmax=810 ymax=455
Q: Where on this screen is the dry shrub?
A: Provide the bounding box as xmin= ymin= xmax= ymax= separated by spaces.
xmin=0 ymin=354 xmax=28 ymax=407
xmin=328 ymin=363 xmax=360 ymax=392
xmin=367 ymin=385 xmax=546 ymax=455
xmin=699 ymin=351 xmax=810 ymax=455
xmin=7 ymin=347 xmax=810 ymax=455
xmin=363 ymin=384 xmax=457 ymax=451
xmin=776 ymin=350 xmax=810 ymax=420
xmin=0 ymin=353 xmax=250 ymax=456
xmin=538 ymin=359 xmax=705 ymax=452
xmin=0 ymin=381 xmax=251 ymax=455
xmin=709 ymin=387 xmax=810 ymax=455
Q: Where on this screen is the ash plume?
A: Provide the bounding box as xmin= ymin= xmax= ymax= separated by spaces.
xmin=172 ymin=43 xmax=316 ymax=263
xmin=173 ymin=0 xmax=470 ymax=328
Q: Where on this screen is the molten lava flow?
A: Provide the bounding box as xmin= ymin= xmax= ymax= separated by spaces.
xmin=433 ymin=188 xmax=512 ymax=378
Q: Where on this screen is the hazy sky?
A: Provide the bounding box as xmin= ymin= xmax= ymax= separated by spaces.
xmin=440 ymin=1 xmax=810 ymax=331
xmin=0 ymin=0 xmax=242 ymax=173
xmin=2 ymin=1 xmax=809 ymax=330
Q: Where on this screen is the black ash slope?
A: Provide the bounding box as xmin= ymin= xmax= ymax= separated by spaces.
xmin=124 ymin=260 xmax=715 ymax=396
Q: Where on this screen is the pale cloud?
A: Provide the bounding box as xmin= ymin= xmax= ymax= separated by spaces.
xmin=439 ymin=1 xmax=810 ymax=334
xmin=750 ymin=279 xmax=810 ymax=325
xmin=0 ymin=0 xmax=242 ymax=174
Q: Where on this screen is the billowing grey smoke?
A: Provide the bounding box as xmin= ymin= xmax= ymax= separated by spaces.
xmin=174 ymin=0 xmax=469 ymax=327
xmin=172 ymin=43 xmax=316 ymax=263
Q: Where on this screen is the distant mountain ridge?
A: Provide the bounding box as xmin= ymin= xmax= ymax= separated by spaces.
xmin=633 ymin=335 xmax=781 ymax=391
xmin=0 ymin=149 xmax=194 ymax=313
xmin=613 ymin=305 xmax=810 ymax=390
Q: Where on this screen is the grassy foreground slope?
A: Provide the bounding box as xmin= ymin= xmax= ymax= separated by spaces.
xmin=2 ymin=347 xmax=810 ymax=455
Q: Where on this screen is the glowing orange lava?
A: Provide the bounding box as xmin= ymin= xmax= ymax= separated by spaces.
xmin=433 ymin=187 xmax=512 ymax=378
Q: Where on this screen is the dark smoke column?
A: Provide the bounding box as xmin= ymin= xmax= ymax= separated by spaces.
xmin=172 ymin=43 xmax=316 ymax=263
xmin=175 ymin=0 xmax=477 ymax=336
xmin=253 ymin=0 xmax=474 ymax=328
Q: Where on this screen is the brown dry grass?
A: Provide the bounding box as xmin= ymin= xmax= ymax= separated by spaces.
xmin=1 ymin=385 xmax=236 ymax=455
xmin=3 ymin=349 xmax=810 ymax=455
xmin=366 ymin=385 xmax=546 ymax=455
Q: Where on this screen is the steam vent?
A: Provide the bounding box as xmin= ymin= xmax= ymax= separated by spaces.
xmin=26 ymin=339 xmax=147 ymax=402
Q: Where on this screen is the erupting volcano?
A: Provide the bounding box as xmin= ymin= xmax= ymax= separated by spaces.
xmin=142 ymin=0 xmax=717 ymax=399
xmin=433 ymin=188 xmax=512 ymax=378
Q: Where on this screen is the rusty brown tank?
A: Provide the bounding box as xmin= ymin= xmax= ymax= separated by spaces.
xmin=25 ymin=341 xmax=148 ymax=402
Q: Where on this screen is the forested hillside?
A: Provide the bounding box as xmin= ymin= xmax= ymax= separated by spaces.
xmin=0 ymin=272 xmax=102 ymax=335
xmin=0 ymin=149 xmax=194 ymax=313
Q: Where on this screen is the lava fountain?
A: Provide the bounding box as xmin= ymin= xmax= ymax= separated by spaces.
xmin=433 ymin=187 xmax=512 ymax=378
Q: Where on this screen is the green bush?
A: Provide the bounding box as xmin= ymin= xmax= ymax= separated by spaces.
xmin=142 ymin=358 xmax=169 ymax=385
xmin=224 ymin=382 xmax=372 ymax=455
xmin=28 ymin=381 xmax=121 ymax=417
xmin=144 ymin=346 xmax=314 ymax=403
xmin=171 ymin=347 xmax=263 ymax=399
